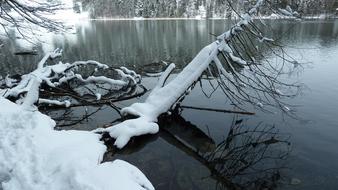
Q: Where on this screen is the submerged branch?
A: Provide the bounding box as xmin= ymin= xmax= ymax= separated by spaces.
xmin=180 ymin=105 xmax=255 ymax=115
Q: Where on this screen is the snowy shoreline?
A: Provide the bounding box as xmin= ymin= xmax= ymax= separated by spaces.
xmin=90 ymin=15 xmax=338 ymax=21
xmin=0 ymin=98 xmax=154 ymax=190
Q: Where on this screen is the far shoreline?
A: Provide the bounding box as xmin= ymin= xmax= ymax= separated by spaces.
xmin=89 ymin=15 xmax=338 ymax=21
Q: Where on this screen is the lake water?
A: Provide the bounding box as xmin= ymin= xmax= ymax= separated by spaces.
xmin=1 ymin=19 xmax=338 ymax=190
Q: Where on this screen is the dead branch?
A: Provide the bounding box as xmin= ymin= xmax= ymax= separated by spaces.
xmin=0 ymin=49 xmax=143 ymax=110
xmin=180 ymin=105 xmax=255 ymax=115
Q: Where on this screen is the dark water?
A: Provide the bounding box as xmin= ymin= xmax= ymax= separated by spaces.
xmin=1 ymin=20 xmax=338 ymax=189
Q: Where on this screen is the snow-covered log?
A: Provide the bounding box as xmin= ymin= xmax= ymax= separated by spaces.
xmin=94 ymin=42 xmax=221 ymax=148
xmin=96 ymin=0 xmax=301 ymax=148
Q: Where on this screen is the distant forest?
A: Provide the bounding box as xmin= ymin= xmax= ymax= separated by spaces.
xmin=76 ymin=0 xmax=338 ymax=18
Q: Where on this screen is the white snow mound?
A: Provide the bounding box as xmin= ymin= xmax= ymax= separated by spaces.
xmin=0 ymin=98 xmax=154 ymax=190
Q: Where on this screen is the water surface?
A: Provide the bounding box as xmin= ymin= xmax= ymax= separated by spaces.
xmin=1 ymin=19 xmax=338 ymax=190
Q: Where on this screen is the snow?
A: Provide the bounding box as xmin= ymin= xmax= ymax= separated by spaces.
xmin=319 ymin=14 xmax=327 ymax=19
xmin=195 ymin=5 xmax=207 ymax=19
xmin=0 ymin=98 xmax=154 ymax=190
xmin=95 ymin=93 xmax=102 ymax=100
xmin=4 ymin=76 xmax=17 ymax=88
xmin=116 ymin=67 xmax=141 ymax=84
xmin=256 ymin=102 xmax=264 ymax=108
xmin=264 ymin=13 xmax=281 ymax=19
xmin=95 ymin=117 xmax=160 ymax=148
xmin=145 ymin=72 xmax=163 ymax=77
xmin=259 ymin=37 xmax=274 ymax=43
xmin=276 ymin=8 xmax=298 ymax=18
xmin=133 ymin=17 xmax=145 ymax=20
xmin=278 ymin=8 xmax=293 ymax=16
xmin=75 ymin=75 xmax=127 ymax=86
xmin=120 ymin=67 xmax=141 ymax=79
xmin=276 ymin=89 xmax=284 ymax=96
xmin=38 ymin=98 xmax=71 ymax=107
xmin=283 ymin=105 xmax=290 ymax=111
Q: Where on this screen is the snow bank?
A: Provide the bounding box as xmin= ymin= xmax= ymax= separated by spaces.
xmin=0 ymin=98 xmax=154 ymax=190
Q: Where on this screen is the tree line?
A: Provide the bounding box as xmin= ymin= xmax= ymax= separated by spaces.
xmin=76 ymin=0 xmax=338 ymax=18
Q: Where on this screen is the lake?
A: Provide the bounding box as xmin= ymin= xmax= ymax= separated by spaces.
xmin=1 ymin=19 xmax=338 ymax=190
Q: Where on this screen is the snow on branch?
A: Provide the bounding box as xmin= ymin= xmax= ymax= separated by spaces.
xmin=277 ymin=5 xmax=300 ymax=18
xmin=39 ymin=98 xmax=71 ymax=107
xmin=96 ymin=0 xmax=302 ymax=148
xmin=0 ymin=49 xmax=142 ymax=110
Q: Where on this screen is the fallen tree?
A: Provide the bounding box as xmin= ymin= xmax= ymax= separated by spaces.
xmin=95 ymin=0 xmax=302 ymax=148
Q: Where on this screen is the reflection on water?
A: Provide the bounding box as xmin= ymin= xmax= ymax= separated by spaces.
xmin=2 ymin=20 xmax=338 ymax=75
xmin=102 ymin=111 xmax=290 ymax=190
xmin=1 ymin=20 xmax=338 ymax=189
